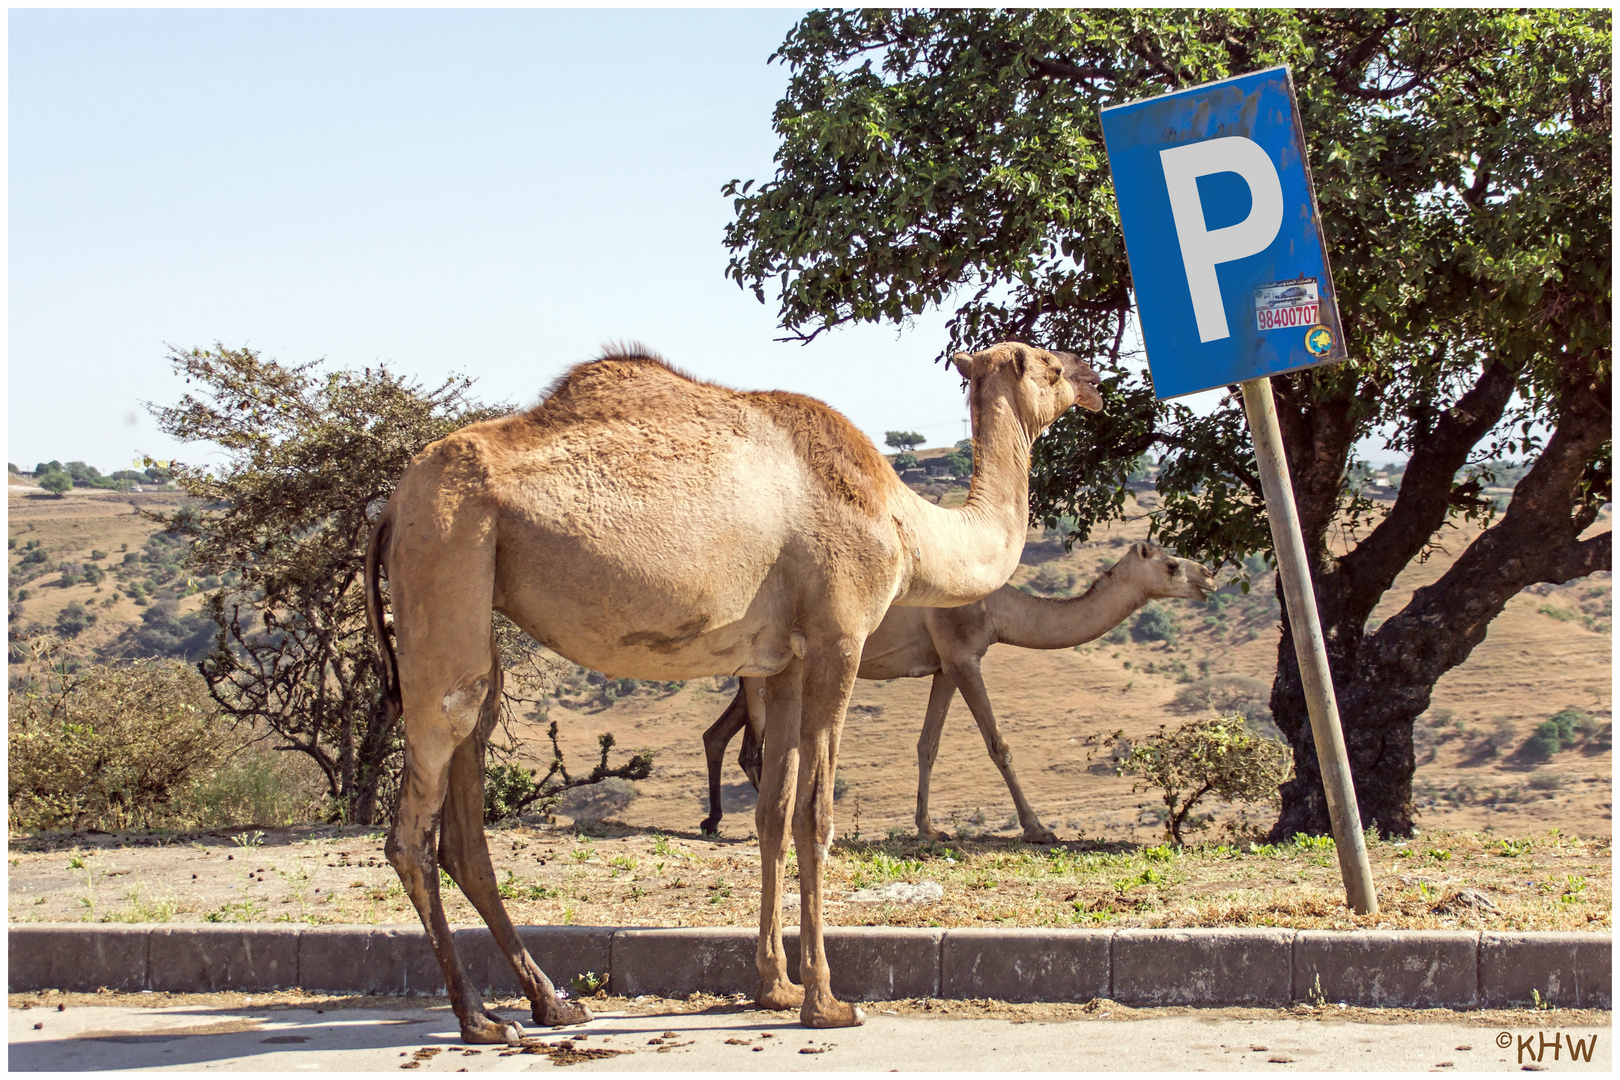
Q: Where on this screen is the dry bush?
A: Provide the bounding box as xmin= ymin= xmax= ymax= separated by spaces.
xmin=8 ymin=637 xmax=329 ymax=831
xmin=185 ymin=735 xmax=332 ymax=827
xmin=8 ymin=645 xmax=225 ymax=831
xmin=1118 ymin=715 xmax=1294 ymax=846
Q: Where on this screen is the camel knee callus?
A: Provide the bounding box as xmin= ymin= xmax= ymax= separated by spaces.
xmin=367 ymin=341 xmax=1090 ymax=1039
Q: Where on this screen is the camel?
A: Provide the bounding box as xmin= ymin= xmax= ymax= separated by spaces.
xmin=699 ymin=541 xmax=1215 ymax=841
xmin=364 ymin=341 xmax=1100 ymax=1041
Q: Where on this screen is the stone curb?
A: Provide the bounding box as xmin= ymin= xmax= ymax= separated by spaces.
xmin=8 ymin=926 xmax=1611 ymax=1009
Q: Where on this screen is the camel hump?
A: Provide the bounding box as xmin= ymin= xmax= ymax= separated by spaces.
xmin=526 ymin=348 xmax=894 ymax=518
xmin=526 ymin=348 xmax=727 ymax=427
xmin=745 ymin=389 xmax=894 ymax=518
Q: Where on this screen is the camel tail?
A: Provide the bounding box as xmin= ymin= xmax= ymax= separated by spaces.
xmin=365 ymin=507 xmax=402 ymax=725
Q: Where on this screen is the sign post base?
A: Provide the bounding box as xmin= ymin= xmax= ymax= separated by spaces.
xmin=1240 ymin=376 xmax=1379 ymax=916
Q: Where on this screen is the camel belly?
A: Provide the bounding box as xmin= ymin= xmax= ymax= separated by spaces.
xmin=490 ymin=436 xmax=812 ymax=680
xmin=854 ymin=606 xmax=939 ymax=679
xmin=503 ymin=569 xmax=799 ymax=680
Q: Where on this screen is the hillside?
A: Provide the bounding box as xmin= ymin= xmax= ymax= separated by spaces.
xmin=7 ymin=485 xmax=213 ymax=658
xmin=529 ymin=489 xmax=1611 ymax=843
xmin=7 ymin=482 xmax=1611 ymax=843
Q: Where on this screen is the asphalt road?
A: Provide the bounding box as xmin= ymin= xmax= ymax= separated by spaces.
xmin=9 ymin=999 xmax=1610 ymax=1072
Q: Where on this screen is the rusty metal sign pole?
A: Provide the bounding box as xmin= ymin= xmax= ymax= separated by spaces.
xmin=1241 ymin=376 xmax=1378 ymax=915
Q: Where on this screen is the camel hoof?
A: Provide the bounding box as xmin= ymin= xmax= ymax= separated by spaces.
xmin=535 ymin=1000 xmax=593 ymax=1028
xmin=461 ymin=1013 xmax=524 ymax=1045
xmin=699 ymin=818 xmax=719 ymax=836
xmin=756 ymin=980 xmax=805 ymax=1010
xmin=1023 ymin=826 xmax=1059 ymax=844
xmin=917 ymin=826 xmax=950 ymax=842
xmin=802 ymin=1000 xmax=865 ymax=1028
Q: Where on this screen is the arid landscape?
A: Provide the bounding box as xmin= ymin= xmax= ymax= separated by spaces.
xmin=8 ymin=472 xmax=1612 ymax=931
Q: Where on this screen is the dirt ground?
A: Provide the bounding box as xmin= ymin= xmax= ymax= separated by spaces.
xmin=7 ymin=821 xmax=1609 ymax=933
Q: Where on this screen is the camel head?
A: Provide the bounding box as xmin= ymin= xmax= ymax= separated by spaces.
xmin=951 ymin=342 xmax=1104 ymax=439
xmin=1112 ymin=540 xmax=1216 ymax=602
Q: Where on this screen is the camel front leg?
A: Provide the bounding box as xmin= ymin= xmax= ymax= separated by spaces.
xmin=388 ymin=725 xmax=520 ymax=1044
xmin=439 ymin=729 xmax=591 ymax=1029
xmin=754 ymin=664 xmax=802 ymax=1010
xmin=914 ymin=672 xmax=957 ymax=841
xmin=943 ymin=658 xmax=1058 ymax=844
xmin=794 ymin=637 xmax=865 ymax=1028
xmin=700 ymin=688 xmax=751 ymax=835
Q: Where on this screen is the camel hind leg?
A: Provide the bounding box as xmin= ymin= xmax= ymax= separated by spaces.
xmin=437 ymin=641 xmax=592 ymax=1029
xmin=387 ymin=694 xmax=519 ymax=1043
xmin=699 ymin=688 xmax=751 ymax=835
xmin=385 ymin=520 xmax=531 ymax=1044
xmin=942 ymin=657 xmax=1058 ymax=844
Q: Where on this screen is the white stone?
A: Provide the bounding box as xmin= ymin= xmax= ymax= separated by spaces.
xmin=845 ymin=880 xmax=944 ymax=905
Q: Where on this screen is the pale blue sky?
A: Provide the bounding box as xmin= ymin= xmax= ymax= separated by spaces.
xmin=9 ymin=7 xmax=979 ymax=474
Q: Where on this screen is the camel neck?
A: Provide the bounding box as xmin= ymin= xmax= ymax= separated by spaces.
xmin=891 ymin=387 xmax=1035 ymax=608
xmin=984 ymin=571 xmax=1153 ymax=650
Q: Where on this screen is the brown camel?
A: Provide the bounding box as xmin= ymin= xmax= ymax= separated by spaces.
xmin=700 ymin=541 xmax=1214 ymax=841
xmin=364 ymin=342 xmax=1100 ymax=1041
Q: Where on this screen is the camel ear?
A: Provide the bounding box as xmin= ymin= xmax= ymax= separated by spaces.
xmin=951 ymin=352 xmax=976 ymax=380
xmin=1136 ymin=541 xmax=1150 ymax=558
xmin=1012 ymin=347 xmax=1028 ymax=380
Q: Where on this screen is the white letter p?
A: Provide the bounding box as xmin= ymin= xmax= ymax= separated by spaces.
xmin=1159 ymin=137 xmax=1284 ymax=343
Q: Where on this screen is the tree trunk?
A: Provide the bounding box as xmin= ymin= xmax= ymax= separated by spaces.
xmin=1269 ymin=374 xmax=1612 ymax=839
xmin=347 ymin=691 xmax=399 ymax=826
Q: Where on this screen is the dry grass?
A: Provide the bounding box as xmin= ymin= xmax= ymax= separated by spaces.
xmin=8 ymin=821 xmax=1609 ymax=933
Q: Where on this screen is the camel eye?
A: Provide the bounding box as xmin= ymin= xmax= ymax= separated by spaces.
xmin=1169 ymin=563 xmax=1180 ymax=575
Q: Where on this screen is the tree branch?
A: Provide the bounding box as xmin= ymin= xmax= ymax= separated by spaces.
xmin=1337 ymin=357 xmax=1521 ymax=621
xmin=1028 ymin=56 xmax=1115 ymax=85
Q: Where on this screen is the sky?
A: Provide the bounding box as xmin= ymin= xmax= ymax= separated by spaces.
xmin=7 ymin=7 xmax=1405 ymax=478
xmin=9 ymin=7 xmax=986 ymax=475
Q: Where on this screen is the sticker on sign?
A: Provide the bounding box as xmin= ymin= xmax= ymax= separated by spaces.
xmin=1254 ymin=278 xmax=1319 ymax=332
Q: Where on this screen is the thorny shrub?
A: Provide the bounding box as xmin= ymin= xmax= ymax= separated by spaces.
xmin=1118 ymin=715 xmax=1294 ymax=847
xmin=8 ymin=639 xmax=224 ymax=830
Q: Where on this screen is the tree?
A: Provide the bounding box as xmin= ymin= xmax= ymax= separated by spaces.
xmin=884 ymin=430 xmax=926 ymax=452
xmin=38 ymin=471 xmax=72 ymax=497
xmin=890 ymin=451 xmax=919 ymax=473
xmin=148 ymin=345 xmax=510 ymax=824
xmin=54 ymin=601 xmax=96 ymax=638
xmin=724 ymin=9 xmax=1610 ymax=837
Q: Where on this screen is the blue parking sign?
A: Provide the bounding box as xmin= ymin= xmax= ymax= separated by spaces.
xmin=1101 ymin=66 xmax=1347 ymax=399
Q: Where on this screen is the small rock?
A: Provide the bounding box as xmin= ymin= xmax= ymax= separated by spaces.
xmin=846 ymin=880 xmax=944 ymax=905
